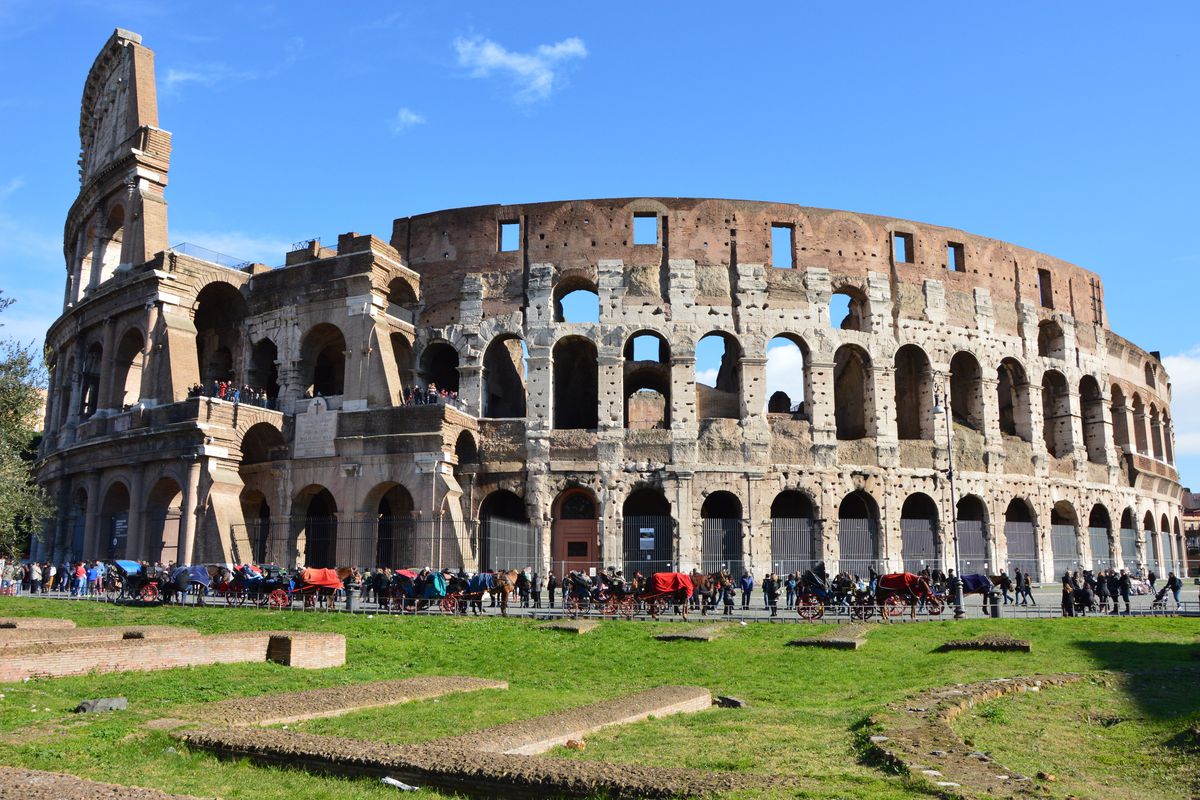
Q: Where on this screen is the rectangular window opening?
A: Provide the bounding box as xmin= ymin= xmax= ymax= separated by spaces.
xmin=499 ymin=221 xmax=520 ymax=252
xmin=1038 ymin=268 xmax=1054 ymax=308
xmin=771 ymin=224 xmax=794 ymax=268
xmin=947 ymin=241 xmax=965 ymax=272
xmin=893 ymin=232 xmax=914 ymax=263
xmin=633 ymin=213 xmax=658 ymax=245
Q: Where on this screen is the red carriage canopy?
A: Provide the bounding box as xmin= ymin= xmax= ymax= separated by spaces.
xmin=877 ymin=572 xmax=925 ymax=594
xmin=647 ymin=572 xmax=694 ymax=597
xmin=299 ymin=568 xmax=344 ymax=589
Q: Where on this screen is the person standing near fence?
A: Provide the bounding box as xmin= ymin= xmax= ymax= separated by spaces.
xmin=1165 ymin=571 xmax=1182 ymax=611
xmin=1118 ymin=569 xmax=1132 ymax=614
xmin=765 ymin=573 xmax=780 ymax=617
xmin=739 ymin=571 xmax=754 ymax=610
xmin=531 ymin=572 xmax=542 ymax=608
xmin=546 ymin=572 xmax=557 ymax=609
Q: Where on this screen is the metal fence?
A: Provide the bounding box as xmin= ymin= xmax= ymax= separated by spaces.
xmin=956 ymin=520 xmax=989 ymax=574
xmin=1004 ymin=521 xmax=1039 ymax=581
xmin=1120 ymin=527 xmax=1138 ymax=572
xmin=700 ymin=518 xmax=743 ymax=577
xmin=899 ymin=518 xmax=938 ymax=573
xmin=837 ymin=518 xmax=880 ymax=577
xmin=1143 ymin=529 xmax=1158 ymax=575
xmin=770 ymin=517 xmax=816 ymax=576
xmin=1089 ymin=527 xmax=1113 ymax=571
xmin=1160 ymin=531 xmax=1177 ymax=575
xmin=622 ymin=516 xmax=675 ymax=578
xmin=1051 ymin=524 xmax=1080 ymax=577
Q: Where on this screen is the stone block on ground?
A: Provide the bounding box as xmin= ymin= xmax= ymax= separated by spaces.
xmin=538 ymin=619 xmax=598 ymax=634
xmin=937 ymin=634 xmax=1031 ymax=653
xmin=0 ymin=617 xmax=76 ymax=630
xmin=654 ymin=624 xmax=727 ymax=641
xmin=0 ymin=766 xmax=203 ymax=798
xmin=265 ymin=632 xmax=346 ymax=668
xmin=74 ymin=697 xmax=128 ymax=713
xmin=787 ymin=623 xmax=868 ymax=650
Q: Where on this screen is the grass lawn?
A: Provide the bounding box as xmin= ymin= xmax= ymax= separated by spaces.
xmin=0 ymin=598 xmax=1196 ymax=799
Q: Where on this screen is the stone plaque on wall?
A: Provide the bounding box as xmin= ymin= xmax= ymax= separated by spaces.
xmin=294 ymin=398 xmax=337 ymax=458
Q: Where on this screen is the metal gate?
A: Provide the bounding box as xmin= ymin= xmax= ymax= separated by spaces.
xmin=956 ymin=520 xmax=988 ymax=574
xmin=1160 ymin=531 xmax=1174 ymax=575
xmin=623 ymin=515 xmax=675 ymax=576
xmin=1004 ymin=521 xmax=1038 ymax=581
xmin=1143 ymin=529 xmax=1158 ymax=575
xmin=481 ymin=517 xmax=537 ymax=572
xmin=770 ymin=518 xmax=815 ymax=575
xmin=838 ymin=518 xmax=879 ymax=577
xmin=1120 ymin=528 xmax=1138 ymax=571
xmin=1050 ymin=524 xmax=1080 ymax=577
xmin=1088 ymin=527 xmax=1112 ymax=571
xmin=900 ymin=518 xmax=938 ymax=573
xmin=701 ymin=519 xmax=743 ymax=577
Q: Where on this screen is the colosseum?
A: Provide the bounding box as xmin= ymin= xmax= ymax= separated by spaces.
xmin=34 ymin=29 xmax=1187 ymax=584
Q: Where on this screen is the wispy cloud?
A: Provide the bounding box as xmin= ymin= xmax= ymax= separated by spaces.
xmin=390 ymin=107 xmax=426 ymax=134
xmin=695 ymin=367 xmax=719 ymax=388
xmin=454 ymin=35 xmax=587 ymax=102
xmin=0 ymin=176 xmax=24 ymax=200
xmin=1162 ymin=347 xmax=1200 ymax=457
xmin=163 ymin=64 xmax=258 ymax=94
xmin=170 ymin=230 xmax=292 ymax=267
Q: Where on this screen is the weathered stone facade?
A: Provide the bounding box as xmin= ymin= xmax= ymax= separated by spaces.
xmin=34 ymin=31 xmax=1187 ymax=581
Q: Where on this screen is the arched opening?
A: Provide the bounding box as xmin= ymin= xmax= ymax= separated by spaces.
xmin=949 ymin=351 xmax=984 ymax=431
xmin=376 ymin=484 xmax=415 ymax=569
xmin=1160 ymin=514 xmax=1174 ymax=575
xmin=111 ymin=328 xmax=144 ymax=411
xmin=766 ymin=335 xmax=809 ymax=416
xmin=194 ymin=283 xmax=247 ymax=389
xmin=1119 ymin=508 xmax=1139 ymax=572
xmin=1037 ymin=319 xmax=1065 ymax=360
xmin=96 ymin=204 xmax=125 ymax=284
xmin=1173 ymin=517 xmax=1184 ymax=576
xmin=830 ymin=286 xmax=867 ymax=331
xmin=837 ymin=490 xmax=879 ymax=577
xmin=624 ymin=331 xmax=670 ymax=429
xmin=1131 ymin=393 xmax=1149 ymax=455
xmin=455 ymin=430 xmax=479 ymax=468
xmin=386 ymin=278 xmax=418 ymax=322
xmin=553 ymin=336 xmax=598 ymax=429
xmin=554 ymin=280 xmax=600 ymax=323
xmin=247 ymin=339 xmax=279 ymax=405
xmin=390 ymin=333 xmax=415 ymax=402
xmin=623 ymin=487 xmax=673 ymax=576
xmin=100 ymin=481 xmax=130 ymax=560
xmin=239 ymin=489 xmax=271 ymax=564
xmin=1050 ymin=501 xmax=1080 ymax=577
xmin=956 ymin=495 xmax=988 ymax=573
xmin=1163 ymin=414 xmax=1175 ymax=465
xmin=1149 ymin=404 xmax=1164 ymax=460
xmin=240 ymin=422 xmax=287 ymax=466
xmin=302 ymin=324 xmax=347 ymax=398
xmin=900 ymin=492 xmax=939 ymax=574
xmin=418 ymin=341 xmax=459 ymax=397
xmin=1041 ymin=370 xmax=1073 ymax=457
xmin=482 ymin=335 xmax=527 ymax=418
xmin=1088 ymin=504 xmax=1112 ymax=570
xmin=551 ymin=487 xmax=598 ymax=579
xmin=1109 ymin=384 xmax=1130 ymax=454
xmin=770 ymin=490 xmax=816 ymax=575
xmin=834 ymin=344 xmax=873 ymax=440
xmin=295 ymin=487 xmax=337 ymax=568
xmin=1004 ymin=498 xmax=1038 ymax=580
xmin=700 ymin=491 xmax=743 ymax=575
xmin=997 ymin=358 xmax=1032 ymax=441
xmin=894 ymin=344 xmax=933 ymax=440
xmin=80 ymin=342 xmax=103 ymax=418
xmin=695 ymin=332 xmax=742 ymax=420
xmin=1142 ymin=510 xmax=1158 ymax=575
xmin=68 ymin=487 xmax=87 ymax=561
xmin=144 ymin=477 xmax=183 ymax=565
xmin=1144 ymin=361 xmax=1156 ymax=388
xmin=1078 ymin=376 xmax=1105 ymax=464
xmin=479 ymin=489 xmax=531 ymax=572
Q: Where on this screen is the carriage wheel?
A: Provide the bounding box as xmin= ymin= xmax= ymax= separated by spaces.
xmin=925 ymin=595 xmax=945 ymax=616
xmin=602 ymin=597 xmax=620 ymax=617
xmin=105 ymin=583 xmax=121 ymax=602
xmin=566 ymin=596 xmax=585 ymax=619
xmin=620 ymin=596 xmax=637 ymax=621
xmin=796 ymin=593 xmax=825 ymax=621
xmin=268 ymin=588 xmax=290 ymax=610
xmin=302 ymin=593 xmax=317 ymax=610
xmin=253 ymin=591 xmax=270 ymax=609
xmin=648 ymin=598 xmax=668 ymax=620
xmin=139 ymin=584 xmax=160 ymax=603
xmin=882 ymin=594 xmax=906 ymax=619
xmin=440 ymin=595 xmax=458 ymax=615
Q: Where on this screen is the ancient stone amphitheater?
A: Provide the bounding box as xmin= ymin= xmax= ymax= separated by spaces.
xmin=34 ymin=29 xmax=1186 ymax=583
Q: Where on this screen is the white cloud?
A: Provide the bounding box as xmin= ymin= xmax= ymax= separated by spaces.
xmin=163 ymin=65 xmax=257 ymax=94
xmin=766 ymin=342 xmax=806 ymax=407
xmin=1163 ymin=347 xmax=1200 ymax=457
xmin=170 ymin=230 xmax=292 ymax=267
xmin=0 ymin=176 xmax=24 ymax=199
xmin=695 ymin=367 xmax=719 ymax=387
xmin=390 ymin=107 xmax=426 ymax=134
xmin=454 ymin=35 xmax=587 ymax=102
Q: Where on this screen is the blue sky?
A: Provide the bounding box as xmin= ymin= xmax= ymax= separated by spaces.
xmin=1 ymin=1 xmax=1198 ymax=482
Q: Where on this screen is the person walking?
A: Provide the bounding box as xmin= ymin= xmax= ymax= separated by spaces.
xmin=739 ymin=571 xmax=754 ymax=611
xmin=722 ymin=580 xmax=735 ymax=615
xmin=1147 ymin=568 xmax=1157 ymax=596
xmin=1165 ymin=571 xmax=1182 ymax=611
xmin=531 ymin=572 xmax=542 ymax=609
xmin=1014 ymin=568 xmax=1025 ymax=605
xmin=546 ymin=572 xmax=557 ymax=609
xmin=1095 ymin=568 xmax=1110 ymax=613
xmin=1022 ymin=573 xmax=1036 ymax=605
xmin=999 ymin=570 xmax=1012 ymax=605
xmin=1118 ymin=569 xmax=1133 ymax=614
xmin=1106 ymin=569 xmax=1121 ymax=615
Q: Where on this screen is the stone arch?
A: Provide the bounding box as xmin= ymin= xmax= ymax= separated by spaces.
xmin=769 ymin=489 xmax=817 ymax=575
xmin=454 ymin=430 xmax=479 ymax=467
xmin=1119 ymin=506 xmax=1139 ymax=571
xmin=479 ymin=489 xmax=530 ymax=572
xmin=95 ymin=202 xmax=126 ymax=285
xmin=900 ymin=492 xmax=939 ymax=573
xmin=111 ymin=326 xmax=144 ymax=410
xmin=300 ymin=324 xmax=347 ymax=398
xmin=1041 ymin=369 xmax=1073 ymax=457
xmin=553 ymin=335 xmax=598 ymax=429
xmin=247 ymin=338 xmax=280 ymax=403
xmin=837 ymin=489 xmax=880 ymax=576
xmin=386 ymin=277 xmax=419 ymax=321
xmin=482 ymin=334 xmax=526 ymax=418
xmin=99 ymin=479 xmax=131 ymax=560
xmin=829 ymin=284 xmax=868 ymax=331
xmin=373 ymin=483 xmax=416 ymax=570
xmin=1087 ymin=503 xmax=1113 ymax=570
xmin=390 ymin=333 xmax=415 ymax=401
xmin=80 ymin=341 xmax=103 ymax=418
xmin=1037 ymin=319 xmax=1065 ymax=359
xmin=1163 ymin=413 xmax=1175 ymax=465
xmin=700 ymin=491 xmax=743 ymax=575
xmin=695 ymin=331 xmax=742 ymax=420
xmin=997 ymin=357 xmax=1032 ymax=441
xmin=956 ymin=495 xmax=989 ymax=573
xmin=1140 ymin=510 xmax=1158 ymax=575
xmin=622 ymin=486 xmax=673 ymax=575
xmin=1109 ymin=383 xmax=1130 ymax=454
xmin=1050 ymin=500 xmax=1081 ymax=577
xmin=895 ymin=343 xmax=933 ymax=440
xmin=293 ymin=485 xmax=338 ymax=569
xmin=194 ymin=282 xmax=247 ymax=388
xmin=554 ymin=275 xmax=600 ymax=323
xmin=766 ymin=333 xmax=810 ymax=415
xmin=1159 ymin=513 xmax=1174 ymax=575
xmin=1144 ymin=361 xmax=1156 ymax=388
xmin=1149 ymin=403 xmax=1164 ymax=460
xmin=417 ymin=340 xmax=459 ymax=395
xmin=624 ymin=330 xmax=670 ymax=429
xmin=239 ymin=488 xmax=271 ymax=564
xmin=1004 ymin=497 xmax=1039 ymax=580
xmin=144 ymin=476 xmax=184 ymax=565
xmin=949 ymin=351 xmax=984 ymax=431
xmin=240 ymin=421 xmax=286 ymax=465
xmin=551 ymin=486 xmax=598 ymax=579
xmin=1079 ymin=376 xmax=1105 ymax=464
xmin=834 ymin=344 xmax=873 ymax=440
xmin=1130 ymin=393 xmax=1149 ymax=455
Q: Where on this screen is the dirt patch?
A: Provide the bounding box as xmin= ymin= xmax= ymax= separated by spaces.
xmin=937 ymin=634 xmax=1031 ymax=653
xmin=867 ymin=673 xmax=1082 ymax=797
xmin=539 ymin=619 xmax=598 ymax=634
xmin=180 ymin=727 xmax=793 ymax=799
xmin=654 ymin=624 xmax=728 ymax=642
xmin=432 ymin=685 xmax=712 ymax=755
xmin=0 ymin=617 xmax=76 ymax=630
xmin=787 ymin=623 xmax=869 ymax=650
xmin=186 ymin=676 xmax=507 ymax=727
xmin=0 ymin=766 xmax=205 ymax=799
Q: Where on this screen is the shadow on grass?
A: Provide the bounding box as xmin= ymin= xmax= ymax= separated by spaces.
xmin=1073 ymin=640 xmax=1200 ymax=719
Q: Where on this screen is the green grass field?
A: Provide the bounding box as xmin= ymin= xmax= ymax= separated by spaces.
xmin=0 ymin=598 xmax=1196 ymax=799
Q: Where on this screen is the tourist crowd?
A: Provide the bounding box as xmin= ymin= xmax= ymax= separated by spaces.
xmin=188 ymin=381 xmax=275 ymax=408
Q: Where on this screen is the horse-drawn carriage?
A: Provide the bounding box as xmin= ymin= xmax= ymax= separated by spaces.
xmin=162 ymin=565 xmax=212 ymax=605
xmin=795 ymin=567 xmax=876 ymax=620
xmin=562 ymin=570 xmax=692 ymax=620
xmin=444 ymin=571 xmax=518 ymax=616
xmin=638 ymin=572 xmax=693 ymax=620
xmin=874 ymin=572 xmax=945 ymax=619
xmin=105 ymin=560 xmax=162 ymax=603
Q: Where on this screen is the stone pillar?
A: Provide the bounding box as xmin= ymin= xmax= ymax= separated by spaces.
xmin=525 ymin=345 xmax=552 ymax=433
xmin=673 ymin=470 xmax=695 ymax=572
xmin=177 ymin=457 xmax=203 ymax=566
xmin=1028 ymin=383 xmax=1046 ymax=472
xmin=980 ymin=377 xmax=1004 ymax=472
xmin=598 ymin=351 xmax=624 ymax=430
xmin=98 ymin=318 xmax=117 ymax=413
xmin=81 ymin=472 xmax=101 ymax=559
xmin=670 ymin=354 xmax=697 ymax=464
xmin=873 ymin=364 xmax=897 ymax=466
xmin=457 ymin=364 xmax=483 ymax=417
xmin=807 ymin=357 xmax=837 ymax=462
xmin=125 ymin=465 xmax=145 ymax=560
xmin=139 ymin=302 xmax=160 ymax=405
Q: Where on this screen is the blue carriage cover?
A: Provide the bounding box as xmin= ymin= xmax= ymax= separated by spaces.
xmin=467 ymin=573 xmax=496 ymax=593
xmin=170 ymin=565 xmax=212 ymax=588
xmin=960 ymin=573 xmax=992 ymax=593
xmin=422 ymin=571 xmax=447 ymax=598
xmin=114 ymin=559 xmax=143 ymax=576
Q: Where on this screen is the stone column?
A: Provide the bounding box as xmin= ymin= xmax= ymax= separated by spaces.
xmin=873 ymin=364 xmax=898 ymax=467
xmin=525 ymin=345 xmax=552 ymax=433
xmin=177 ymin=457 xmax=203 ymax=566
xmin=670 ymin=354 xmax=697 ymax=464
xmin=98 ymin=318 xmax=117 ymax=413
xmin=457 ymin=364 xmax=483 ymax=417
xmin=597 ymin=351 xmax=624 ymax=431
xmin=673 ymin=470 xmax=695 ymax=572
xmin=980 ymin=377 xmax=1004 ymax=473
xmin=125 ymin=465 xmax=145 ymax=560
xmin=81 ymin=472 xmax=101 ymax=560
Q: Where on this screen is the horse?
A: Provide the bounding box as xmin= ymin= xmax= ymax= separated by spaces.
xmin=490 ymin=570 xmax=519 ymax=616
xmin=694 ymin=569 xmax=731 ymax=616
xmin=874 ymin=572 xmax=942 ymax=620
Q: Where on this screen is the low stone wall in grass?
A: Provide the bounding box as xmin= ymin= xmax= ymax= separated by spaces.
xmin=0 ymin=617 xmax=76 ymax=630
xmin=0 ymin=765 xmax=203 ymax=799
xmin=0 ymin=625 xmax=201 ymax=650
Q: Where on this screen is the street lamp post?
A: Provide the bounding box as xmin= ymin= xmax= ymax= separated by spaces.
xmin=932 ymin=385 xmax=965 ymax=619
